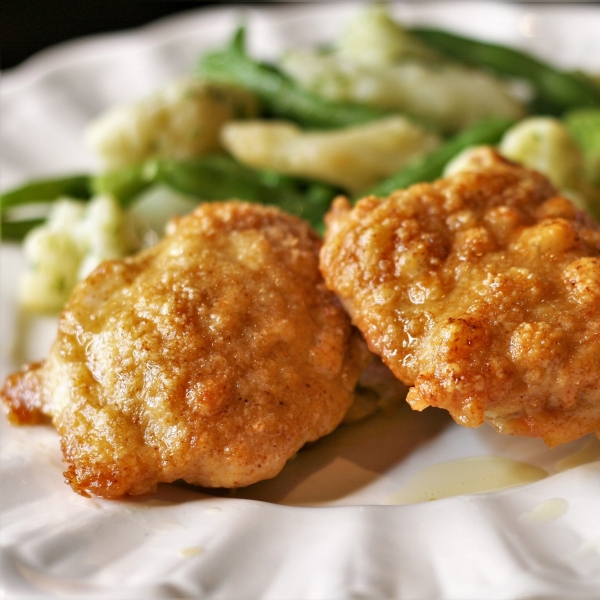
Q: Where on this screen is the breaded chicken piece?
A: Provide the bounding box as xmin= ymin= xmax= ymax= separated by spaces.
xmin=320 ymin=148 xmax=600 ymax=446
xmin=1 ymin=202 xmax=368 ymax=498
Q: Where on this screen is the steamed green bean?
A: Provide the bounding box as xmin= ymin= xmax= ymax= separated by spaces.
xmin=1 ymin=218 xmax=46 ymax=242
xmin=92 ymin=163 xmax=154 ymax=207
xmin=152 ymin=156 xmax=338 ymax=230
xmin=1 ymin=175 xmax=92 ymax=242
xmin=197 ymin=28 xmax=389 ymax=130
xmin=565 ymin=108 xmax=600 ymax=184
xmin=367 ymin=117 xmax=514 ymax=197
xmin=1 ymin=174 xmax=91 ymax=211
xmin=410 ymin=28 xmax=600 ymax=114
xmin=2 ymin=155 xmax=340 ymax=241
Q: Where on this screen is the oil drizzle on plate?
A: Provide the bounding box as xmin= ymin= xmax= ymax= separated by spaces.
xmin=519 ymin=498 xmax=569 ymax=524
xmin=555 ymin=437 xmax=600 ymax=472
xmin=387 ymin=456 xmax=547 ymax=505
xmin=179 ymin=546 xmax=204 ymax=558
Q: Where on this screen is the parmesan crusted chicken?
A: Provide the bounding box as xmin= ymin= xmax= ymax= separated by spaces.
xmin=320 ymin=148 xmax=600 ymax=446
xmin=1 ymin=202 xmax=368 ymax=497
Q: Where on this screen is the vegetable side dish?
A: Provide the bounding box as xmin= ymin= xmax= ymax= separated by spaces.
xmin=1 ymin=7 xmax=599 ymax=497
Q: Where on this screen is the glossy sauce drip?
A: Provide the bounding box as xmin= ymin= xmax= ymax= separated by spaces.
xmin=179 ymin=546 xmax=204 ymax=558
xmin=519 ymin=498 xmax=569 ymax=524
xmin=388 ymin=456 xmax=548 ymax=505
xmin=556 ymin=437 xmax=600 ymax=472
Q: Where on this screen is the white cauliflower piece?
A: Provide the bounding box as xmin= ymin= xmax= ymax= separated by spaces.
xmin=127 ymin=185 xmax=200 ymax=249
xmin=280 ymin=51 xmax=524 ymax=133
xmin=20 ymin=228 xmax=82 ymax=314
xmin=444 ymin=117 xmax=599 ymax=220
xmin=19 ymin=195 xmax=131 ymax=314
xmin=499 ymin=117 xmax=600 ymax=220
xmin=86 ymin=77 xmax=259 ymax=169
xmin=75 ymin=194 xmax=131 ymax=279
xmin=443 ymin=145 xmax=489 ymax=178
xmin=499 ymin=117 xmax=584 ymax=192
xmin=221 ymin=116 xmax=441 ymax=194
xmin=337 ymin=7 xmax=438 ymax=65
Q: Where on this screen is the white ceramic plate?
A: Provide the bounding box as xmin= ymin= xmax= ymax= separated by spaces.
xmin=2 ymin=3 xmax=600 ymax=598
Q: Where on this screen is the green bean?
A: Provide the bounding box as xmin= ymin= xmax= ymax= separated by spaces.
xmin=197 ymin=27 xmax=389 ymax=129
xmin=366 ymin=117 xmax=514 ymax=197
xmin=1 ymin=218 xmax=46 ymax=242
xmin=0 ymin=174 xmax=91 ymax=212
xmin=2 ymin=155 xmax=340 ymax=240
xmin=91 ymin=163 xmax=154 ymax=207
xmin=565 ymin=107 xmax=600 ymax=184
xmin=1 ymin=174 xmax=92 ymax=242
xmin=410 ymin=28 xmax=600 ymax=114
xmin=153 ymin=155 xmax=338 ymax=230
xmin=94 ymin=155 xmax=339 ymax=230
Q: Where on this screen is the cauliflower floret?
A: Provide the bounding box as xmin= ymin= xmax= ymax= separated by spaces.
xmin=74 ymin=194 xmax=132 ymax=279
xmin=86 ymin=77 xmax=259 ymax=169
xmin=19 ymin=195 xmax=131 ymax=313
xmin=127 ymin=185 xmax=200 ymax=249
xmin=280 ymin=51 xmax=524 ymax=133
xmin=220 ymin=116 xmax=441 ymax=194
xmin=498 ymin=117 xmax=600 ymax=221
xmin=499 ymin=117 xmax=584 ymax=193
xmin=337 ymin=7 xmax=438 ymax=65
xmin=444 ymin=117 xmax=600 ymax=223
xmin=443 ymin=145 xmax=488 ymax=178
xmin=279 ymin=8 xmax=524 ymax=133
xmin=20 ymin=229 xmax=82 ymax=314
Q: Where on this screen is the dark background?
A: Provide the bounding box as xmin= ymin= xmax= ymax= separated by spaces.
xmin=1 ymin=1 xmax=241 ymax=70
xmin=2 ymin=0 xmax=598 ymax=71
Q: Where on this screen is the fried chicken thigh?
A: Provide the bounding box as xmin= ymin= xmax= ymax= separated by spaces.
xmin=320 ymin=148 xmax=600 ymax=446
xmin=2 ymin=202 xmax=368 ymax=497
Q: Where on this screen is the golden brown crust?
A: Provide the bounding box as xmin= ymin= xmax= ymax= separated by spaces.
xmin=3 ymin=201 xmax=368 ymax=497
xmin=320 ymin=148 xmax=600 ymax=446
xmin=0 ymin=361 xmax=51 ymax=425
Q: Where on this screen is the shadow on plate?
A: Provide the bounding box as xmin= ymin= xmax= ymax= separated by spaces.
xmin=176 ymin=403 xmax=451 ymax=506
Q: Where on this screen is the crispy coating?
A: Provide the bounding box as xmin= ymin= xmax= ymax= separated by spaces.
xmin=2 ymin=202 xmax=368 ymax=497
xmin=320 ymin=148 xmax=600 ymax=446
